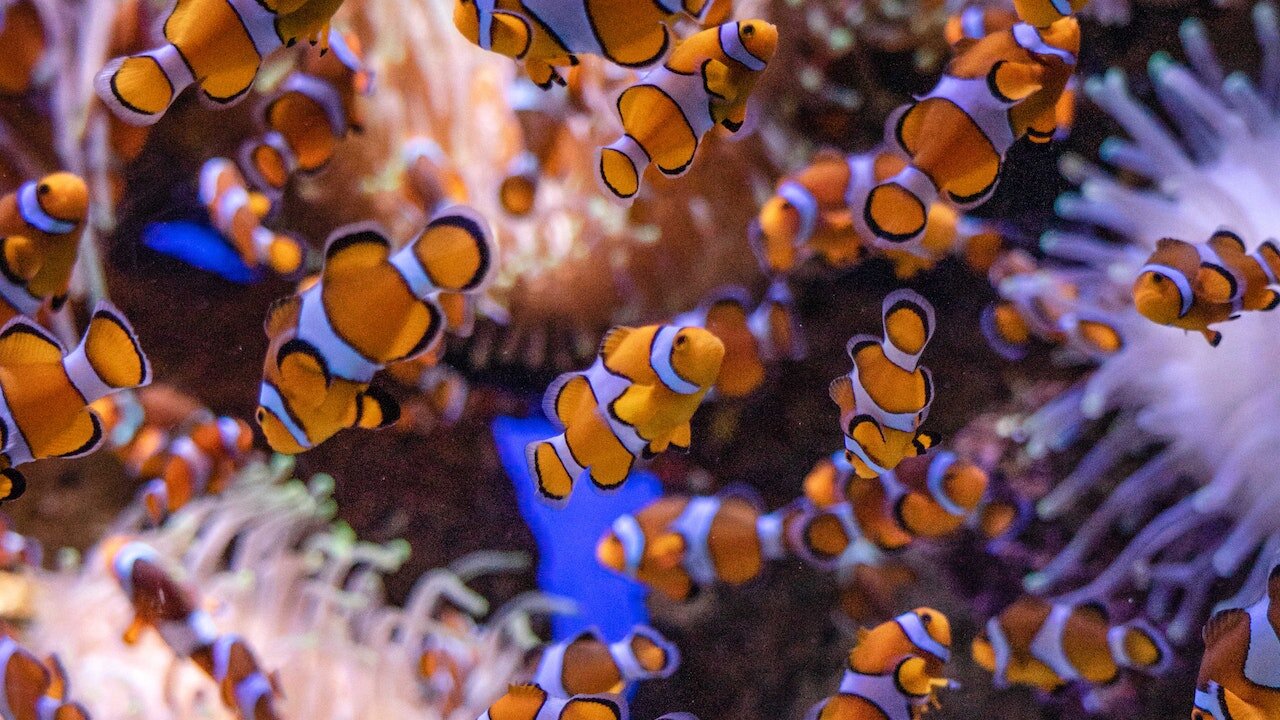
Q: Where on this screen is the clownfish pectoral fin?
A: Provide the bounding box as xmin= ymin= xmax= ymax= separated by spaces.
xmin=44 ymin=654 xmax=68 ymax=699
xmin=611 ymin=384 xmax=657 ymax=428
xmin=911 ymin=431 xmax=939 ymax=456
xmin=668 ymin=422 xmax=692 ymax=452
xmin=892 ymin=656 xmax=935 ymax=698
xmin=276 ymin=341 xmax=331 ymax=407
xmin=1261 ymin=289 xmax=1280 ymax=310
xmin=264 ymin=295 xmax=302 ymax=338
xmin=53 ymin=703 xmax=90 ymax=720
xmin=702 ymin=59 xmax=732 ymax=100
xmin=0 ymin=235 xmax=40 ymax=282
xmin=0 ymin=318 xmax=64 ymax=366
xmin=721 ymin=100 xmax=749 ymax=133
xmin=829 ymin=376 xmax=855 ymax=414
xmin=354 ymin=387 xmax=400 ymax=429
xmin=1195 ymin=262 xmax=1239 ymax=304
xmin=988 ymin=60 xmax=1045 ymax=103
xmin=50 ymin=409 xmax=105 ymax=459
xmin=0 ymin=468 xmax=25 ymax=502
xmin=523 ymin=58 xmax=565 ymax=90
xmin=80 ymin=303 xmax=152 ymax=389
xmin=416 ymin=205 xmax=497 ymax=293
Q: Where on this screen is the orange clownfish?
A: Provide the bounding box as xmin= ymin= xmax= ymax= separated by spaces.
xmin=972 ymin=596 xmax=1171 ymax=697
xmin=0 ymin=173 xmax=88 ymax=326
xmin=94 ymin=0 xmax=346 ymax=126
xmin=807 ymin=609 xmax=955 ymax=720
xmin=0 ymin=0 xmax=51 ymax=96
xmin=401 ymin=138 xmax=470 ymax=215
xmin=103 ymin=537 xmax=219 ymax=657
xmin=595 ymin=492 xmax=798 ymax=600
xmin=478 ymin=684 xmax=697 ymax=720
xmin=1012 ymin=0 xmax=1090 ymax=28
xmin=498 ymin=152 xmax=540 ymax=217
xmin=191 ymin=634 xmax=283 ymax=720
xmin=526 ymin=325 xmax=723 ymax=505
xmin=140 ymin=415 xmax=255 ymax=525
xmin=1192 ymin=563 xmax=1280 ymax=719
xmin=0 ymin=636 xmax=90 ymax=720
xmin=531 ymin=625 xmax=679 ymax=697
xmin=255 ymin=206 xmax=495 ymax=454
xmin=598 ymin=20 xmax=777 ymax=201
xmin=945 ymin=6 xmax=1019 ymax=47
xmin=453 ymin=0 xmax=717 ymax=90
xmin=199 ymin=159 xmax=305 ymax=277
xmin=829 ymin=290 xmax=937 ymax=481
xmin=863 ymin=19 xmax=1079 ymax=246
xmin=1133 ymin=231 xmax=1280 ymax=347
xmin=242 ymin=29 xmax=373 ymax=193
xmin=0 ymin=303 xmax=152 ymax=500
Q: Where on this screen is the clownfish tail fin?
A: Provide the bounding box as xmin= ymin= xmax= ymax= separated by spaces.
xmin=52 ymin=702 xmax=90 ymax=720
xmin=354 ymin=386 xmax=400 ymax=430
xmin=414 ymin=205 xmax=497 ymax=293
xmin=240 ymin=135 xmax=295 ymax=193
xmin=599 ymin=135 xmax=649 ymax=201
xmin=72 ymin=302 xmax=152 ymax=396
xmin=864 ymin=166 xmax=938 ymax=245
xmin=525 ymin=434 xmax=582 ymax=507
xmin=1254 ymin=239 xmax=1280 ymax=284
xmin=95 ymin=46 xmax=194 ymax=127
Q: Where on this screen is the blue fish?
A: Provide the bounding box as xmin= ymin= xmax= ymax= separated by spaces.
xmin=141 ymin=221 xmax=260 ymax=284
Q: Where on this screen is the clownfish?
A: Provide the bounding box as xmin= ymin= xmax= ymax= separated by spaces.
xmin=0 ymin=636 xmax=90 ymax=720
xmin=0 ymin=302 xmax=152 ymax=500
xmin=1191 ymin=562 xmax=1280 ymax=719
xmin=598 ymin=20 xmax=777 ymax=201
xmin=242 ymin=29 xmax=373 ymax=193
xmin=401 ymin=138 xmax=470 ymax=215
xmin=255 ymin=206 xmax=495 ymax=453
xmin=972 ymin=596 xmax=1172 ymax=697
xmin=0 ymin=515 xmax=40 ymax=570
xmin=807 ymin=609 xmax=955 ymax=720
xmin=525 ymin=325 xmax=723 ymax=505
xmin=1133 ymin=231 xmax=1280 ymax=347
xmin=829 ymin=290 xmax=938 ymax=481
xmin=1012 ymin=0 xmax=1089 ymax=28
xmin=199 ymin=159 xmax=305 ymax=277
xmin=191 ymin=634 xmax=283 ymax=720
xmin=945 ymin=6 xmax=1019 ymax=46
xmin=453 ymin=0 xmax=715 ymax=90
xmin=498 ymin=152 xmax=540 ymax=217
xmin=418 ymin=617 xmax=482 ymax=713
xmin=0 ymin=0 xmax=50 ymax=96
xmin=0 ymin=173 xmax=88 ymax=327
xmin=595 ymin=492 xmax=799 ymax=600
xmin=479 ymin=683 xmax=697 ymax=720
xmin=140 ymin=415 xmax=255 ymax=525
xmin=103 ymin=537 xmax=219 ymax=657
xmin=94 ymin=0 xmax=346 ymax=126
xmin=862 ymin=18 xmax=1079 ymax=246
xmin=670 ymin=282 xmax=803 ymax=399
xmin=531 ymin=625 xmax=679 ymax=697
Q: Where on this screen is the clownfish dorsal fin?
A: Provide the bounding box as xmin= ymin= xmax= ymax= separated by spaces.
xmin=561 ymin=695 xmax=626 ymax=720
xmin=1201 ymin=607 xmax=1246 ymax=649
xmin=649 ymin=532 xmax=686 ymax=570
xmin=5 ymin=646 xmax=51 ymax=720
xmin=0 ymin=319 xmax=64 ymax=366
xmin=321 ymin=224 xmax=393 ymax=278
xmin=1075 ymin=601 xmax=1109 ymax=626
xmin=1209 ymin=229 xmax=1247 ymax=254
xmin=264 ymin=295 xmax=302 ymax=338
xmin=81 ymin=304 xmax=151 ymax=389
xmin=599 ymin=327 xmax=634 ymax=360
xmin=489 ymin=683 xmax=549 ymax=718
xmin=829 ymin=375 xmax=855 ymax=413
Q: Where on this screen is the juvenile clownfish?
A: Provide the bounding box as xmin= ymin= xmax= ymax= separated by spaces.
xmin=140 ymin=415 xmax=255 ymax=526
xmin=595 ymin=492 xmax=799 ymax=600
xmin=0 ymin=302 xmax=152 ymax=500
xmin=199 ymin=159 xmax=305 ymax=277
xmin=190 ymin=634 xmax=283 ymax=720
xmin=525 ymin=325 xmax=723 ymax=505
xmin=598 ymin=20 xmax=777 ymax=201
xmin=807 ymin=609 xmax=955 ymax=720
xmin=862 ymin=19 xmax=1079 ymax=246
xmin=453 ymin=0 xmax=715 ymax=90
xmin=103 ymin=537 xmax=219 ymax=657
xmin=0 ymin=636 xmax=90 ymax=720
xmin=418 ymin=618 xmax=481 ymax=713
xmin=531 ymin=625 xmax=679 ymax=697
xmin=478 ymin=683 xmax=698 ymax=720
xmin=0 ymin=173 xmax=88 ymax=327
xmin=255 ymin=206 xmax=495 ymax=454
xmin=1192 ymin=562 xmax=1280 ymax=719
xmin=498 ymin=152 xmax=540 ymax=217
xmin=242 ymin=29 xmax=373 ymax=193
xmin=0 ymin=0 xmax=51 ymax=96
xmin=94 ymin=0 xmax=347 ymax=126
xmin=0 ymin=515 xmax=40 ymax=570
xmin=1133 ymin=231 xmax=1280 ymax=347
xmin=972 ymin=596 xmax=1172 ymax=697
xmin=401 ymin=138 xmax=470 ymax=215
xmin=829 ymin=290 xmax=938 ymax=481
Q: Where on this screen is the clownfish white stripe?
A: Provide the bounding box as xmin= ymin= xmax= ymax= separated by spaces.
xmin=111 ymin=541 xmax=158 ymax=596
xmin=234 ymin=672 xmax=273 ymax=713
xmin=279 ymin=73 xmax=350 ymax=135
xmin=1194 ymin=682 xmax=1228 ymax=718
xmin=0 ymin=637 xmax=19 ymax=720
xmin=777 ymin=182 xmax=819 ymax=245
xmin=611 ymin=514 xmax=645 ymax=577
xmin=251 ymin=226 xmax=276 ymax=260
xmin=475 ymin=0 xmax=496 ymax=50
xmin=258 ymin=383 xmax=310 ymax=449
xmin=297 ymin=288 xmax=379 ymax=382
xmin=216 ymin=186 xmax=250 ymax=228
xmin=961 ymin=7 xmax=986 ymax=40
xmin=199 ymin=159 xmax=231 ymax=206
xmin=327 ymin=29 xmax=364 ymax=79
xmin=389 ymin=246 xmax=438 ymax=299
xmin=926 ymin=451 xmax=967 ymax=516
xmin=836 ymin=669 xmax=918 ymax=720
xmin=845 ymin=434 xmax=892 ymax=477
xmin=1244 ymin=593 xmax=1280 ymax=686
xmin=720 ymin=23 xmax=766 ymax=71
xmin=217 ymin=416 xmax=243 ymax=449
xmin=1253 ymin=248 xmax=1278 ymax=284
xmin=524 ymin=0 xmax=606 ymax=57
xmin=1140 ymin=263 xmax=1194 ymax=316
xmin=261 ymin=131 xmax=298 ymax=175
xmin=534 ymin=635 xmax=575 ymax=697
xmin=18 ymin=182 xmax=75 ymax=235
xmin=670 ymin=496 xmax=719 ymax=586
xmin=650 ymin=326 xmax=700 ymax=394
xmin=896 ymin=610 xmax=951 ymax=662
xmin=158 ymin=610 xmax=218 ymax=656
xmin=64 ymin=345 xmax=115 ymax=404
xmin=0 ymin=384 xmax=33 ymax=465
xmin=1012 ymin=23 xmax=1077 ymax=64
xmin=171 ymin=437 xmax=213 ymax=491
xmin=655 ymin=0 xmax=683 ymax=14
xmin=756 ymin=510 xmax=786 ymax=560
xmin=141 ymin=45 xmax=196 ymax=98
xmin=1029 ymin=604 xmax=1082 ymax=682
xmin=224 ymin=0 xmax=282 ymax=58
xmin=985 ymin=616 xmax=1013 ymax=690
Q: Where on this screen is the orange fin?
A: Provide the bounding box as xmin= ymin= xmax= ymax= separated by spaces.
xmin=829 ymin=375 xmax=855 ymax=413
xmin=1201 ymin=607 xmax=1246 ymax=648
xmin=322 ymin=223 xmax=393 ymax=277
xmin=264 ymin=295 xmax=302 ymax=338
xmin=599 ymin=327 xmax=634 ymax=360
xmin=0 ymin=318 xmax=63 ymax=365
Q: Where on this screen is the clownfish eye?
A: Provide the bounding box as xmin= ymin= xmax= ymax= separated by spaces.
xmin=674 ymin=334 xmax=688 ymax=348
xmin=780 ymin=200 xmax=792 ymax=210
xmin=256 ymin=408 xmax=267 ymax=421
xmin=921 ymin=612 xmax=933 ymax=624
xmin=742 ymin=23 xmax=755 ymax=37
xmin=1152 ymin=274 xmax=1164 ymax=284
xmin=37 ymin=183 xmax=50 ymax=195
